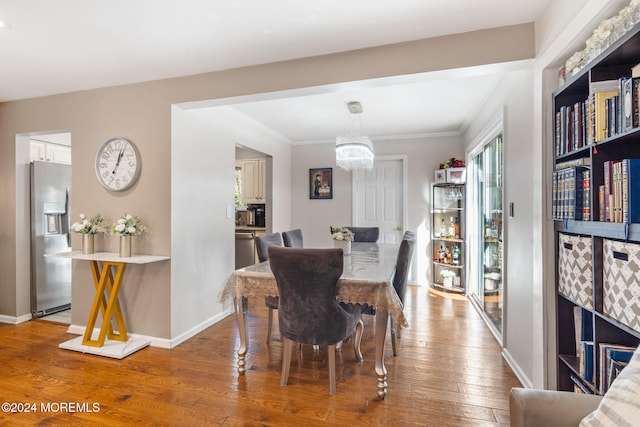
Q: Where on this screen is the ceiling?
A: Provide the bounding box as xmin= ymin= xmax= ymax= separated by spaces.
xmin=0 ymin=0 xmax=550 ymax=142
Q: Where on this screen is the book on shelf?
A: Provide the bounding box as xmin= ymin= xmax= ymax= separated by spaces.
xmin=608 ymin=359 xmax=628 ymax=389
xmin=622 ymin=77 xmax=634 ymax=132
xmin=633 ymin=78 xmax=640 ymax=128
xmin=594 ymin=90 xmax=619 ymax=142
xmin=553 ymin=74 xmax=640 ymax=155
xmin=598 ymin=343 xmax=635 ymax=394
xmin=622 ymin=158 xmax=640 ymax=223
xmin=552 ymin=166 xmax=589 ymax=220
xmin=600 ymin=158 xmax=640 ymax=223
xmin=573 ymin=306 xmax=593 ymax=356
xmin=556 ymin=157 xmax=591 ymax=170
xmin=599 ymin=185 xmax=605 ymax=222
xmin=613 ymin=160 xmax=622 ymax=223
xmin=579 ymin=341 xmax=595 ymax=383
xmin=570 ymin=374 xmax=593 ymax=394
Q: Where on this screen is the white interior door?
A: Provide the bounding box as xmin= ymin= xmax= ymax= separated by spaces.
xmin=354 ymin=158 xmax=404 ymax=243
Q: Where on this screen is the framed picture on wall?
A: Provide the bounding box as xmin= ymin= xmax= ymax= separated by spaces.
xmin=309 ymin=168 xmax=333 ymax=199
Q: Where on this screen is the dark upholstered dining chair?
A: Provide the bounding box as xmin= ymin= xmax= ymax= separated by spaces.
xmin=282 ymin=229 xmax=303 ymax=248
xmin=255 ymin=232 xmax=283 ymax=342
xmin=356 ymin=230 xmax=416 ymax=356
xmin=388 ymin=231 xmax=416 ymax=355
xmin=346 ymin=226 xmax=380 ymax=242
xmin=268 ymin=246 xmax=363 ymax=395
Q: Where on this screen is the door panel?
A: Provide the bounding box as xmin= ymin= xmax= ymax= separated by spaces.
xmin=355 ymin=159 xmax=403 ymax=244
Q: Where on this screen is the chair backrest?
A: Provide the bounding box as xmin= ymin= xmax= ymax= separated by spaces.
xmin=268 ymin=246 xmax=352 ymax=346
xmin=282 ymin=229 xmax=303 ymax=248
xmin=347 ymin=226 xmax=380 ymax=242
xmin=393 ymin=231 xmax=416 ymax=303
xmin=255 ymin=232 xmax=283 ymax=262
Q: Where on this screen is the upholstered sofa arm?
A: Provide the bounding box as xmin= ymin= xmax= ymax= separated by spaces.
xmin=509 ymin=388 xmax=603 ymax=427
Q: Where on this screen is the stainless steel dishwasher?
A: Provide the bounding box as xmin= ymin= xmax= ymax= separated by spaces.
xmin=235 ymin=230 xmax=256 ymax=269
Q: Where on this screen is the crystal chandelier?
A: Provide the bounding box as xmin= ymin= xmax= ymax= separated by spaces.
xmin=336 ymin=101 xmax=374 ymax=171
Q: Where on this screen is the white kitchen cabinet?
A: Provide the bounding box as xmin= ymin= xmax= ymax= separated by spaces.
xmin=30 ymin=141 xmax=71 ymax=165
xmin=241 ymin=159 xmax=266 ymax=204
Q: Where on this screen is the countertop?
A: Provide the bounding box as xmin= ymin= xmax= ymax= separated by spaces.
xmin=235 ymin=226 xmax=266 ymax=232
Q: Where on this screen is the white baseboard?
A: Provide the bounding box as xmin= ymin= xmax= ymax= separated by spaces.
xmin=65 ymin=307 xmax=235 ymax=350
xmin=0 ymin=313 xmax=33 ymax=324
xmin=503 ymin=347 xmax=533 ymax=389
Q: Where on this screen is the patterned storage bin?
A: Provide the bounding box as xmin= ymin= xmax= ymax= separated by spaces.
xmin=558 ymin=233 xmax=593 ymax=309
xmin=603 ymin=239 xmax=640 ymax=333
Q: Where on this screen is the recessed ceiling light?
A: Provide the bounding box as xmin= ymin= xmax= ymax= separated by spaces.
xmin=0 ymin=20 xmax=9 ymax=29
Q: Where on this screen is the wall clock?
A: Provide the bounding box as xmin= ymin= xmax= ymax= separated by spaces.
xmin=95 ymin=137 xmax=141 ymax=191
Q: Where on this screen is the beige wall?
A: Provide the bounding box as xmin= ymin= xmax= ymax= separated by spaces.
xmin=0 ymin=24 xmax=535 ymax=344
xmin=290 ymin=136 xmax=463 ymax=285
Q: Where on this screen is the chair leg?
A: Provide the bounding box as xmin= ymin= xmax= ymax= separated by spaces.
xmin=266 ymin=307 xmax=274 ymax=342
xmin=327 ymin=344 xmax=336 ymax=395
xmin=281 ymin=338 xmax=293 ymax=386
xmin=390 ymin=318 xmax=398 ymax=356
xmin=353 ymin=318 xmax=364 ymax=362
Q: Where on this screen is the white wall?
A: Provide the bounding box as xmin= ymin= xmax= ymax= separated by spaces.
xmin=291 ymin=135 xmax=463 ymax=285
xmin=463 ymin=68 xmax=535 ymax=387
xmin=170 ymin=106 xmax=293 ymax=341
xmin=170 ymin=107 xmax=236 ymax=341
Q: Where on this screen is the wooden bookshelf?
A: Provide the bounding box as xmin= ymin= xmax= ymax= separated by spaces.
xmin=553 ymin=22 xmax=640 ymax=394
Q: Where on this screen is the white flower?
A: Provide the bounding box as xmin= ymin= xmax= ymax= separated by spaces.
xmin=71 ymin=213 xmax=106 ymax=234
xmin=111 ymin=213 xmax=149 ymax=237
xmin=330 ymin=226 xmax=354 ymax=242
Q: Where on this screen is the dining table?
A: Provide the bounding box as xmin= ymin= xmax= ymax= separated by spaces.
xmin=217 ymin=241 xmax=408 ymax=399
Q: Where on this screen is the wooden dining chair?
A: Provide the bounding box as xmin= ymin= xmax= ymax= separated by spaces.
xmin=346 ymin=226 xmax=380 ymax=242
xmin=255 ymin=232 xmax=283 ymax=342
xmin=282 ymin=229 xmax=303 ymax=248
xmin=268 ymin=246 xmax=363 ymax=395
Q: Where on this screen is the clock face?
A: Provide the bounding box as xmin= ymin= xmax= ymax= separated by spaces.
xmin=95 ymin=138 xmax=141 ymax=191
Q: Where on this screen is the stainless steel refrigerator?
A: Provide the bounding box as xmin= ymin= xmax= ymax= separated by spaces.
xmin=30 ymin=161 xmax=72 ymax=318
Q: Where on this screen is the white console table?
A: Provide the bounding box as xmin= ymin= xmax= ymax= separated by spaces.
xmin=52 ymin=251 xmax=169 ymax=359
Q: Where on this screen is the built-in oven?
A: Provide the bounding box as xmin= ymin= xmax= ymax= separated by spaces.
xmin=235 ymin=230 xmax=256 ymax=269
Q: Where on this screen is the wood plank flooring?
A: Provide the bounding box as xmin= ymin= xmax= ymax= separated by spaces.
xmin=0 ymin=286 xmax=521 ymax=426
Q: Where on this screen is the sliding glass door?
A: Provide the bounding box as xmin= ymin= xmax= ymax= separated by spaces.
xmin=469 ymin=134 xmax=503 ymax=335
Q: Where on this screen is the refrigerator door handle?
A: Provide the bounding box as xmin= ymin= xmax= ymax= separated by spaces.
xmin=65 ymin=187 xmax=71 ymax=247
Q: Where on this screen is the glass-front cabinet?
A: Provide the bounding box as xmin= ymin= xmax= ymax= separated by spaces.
xmin=470 ymin=134 xmax=504 ymax=334
xmin=431 ymin=183 xmax=465 ymax=293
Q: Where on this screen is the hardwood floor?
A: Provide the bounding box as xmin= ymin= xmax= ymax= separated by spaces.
xmin=0 ymin=286 xmax=521 ymax=426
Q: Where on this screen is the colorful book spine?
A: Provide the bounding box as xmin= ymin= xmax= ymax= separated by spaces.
xmin=552 ymin=167 xmax=588 ymax=220
xmin=622 ymin=158 xmax=640 ymax=223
